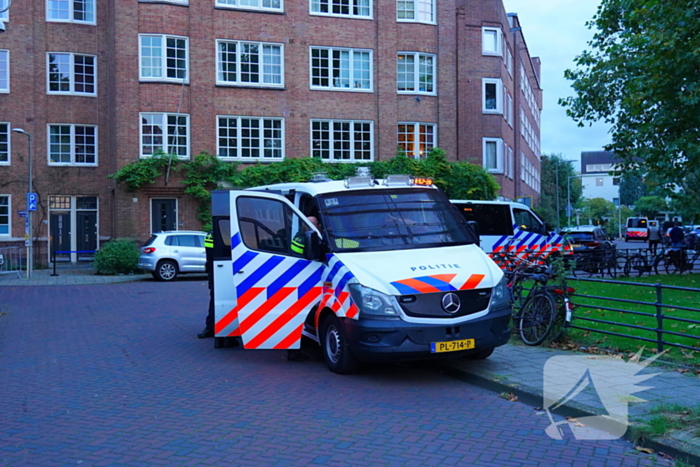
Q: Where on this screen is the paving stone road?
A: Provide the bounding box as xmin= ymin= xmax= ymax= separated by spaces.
xmin=0 ymin=281 xmax=674 ymax=466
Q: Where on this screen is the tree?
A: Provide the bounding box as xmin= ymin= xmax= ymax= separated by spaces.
xmin=618 ymin=172 xmax=646 ymax=207
xmin=634 ymin=196 xmax=667 ymax=218
xmin=559 ymin=0 xmax=700 ymax=209
xmin=538 ymin=154 xmax=582 ymax=231
xmin=579 ymin=197 xmax=616 ymax=227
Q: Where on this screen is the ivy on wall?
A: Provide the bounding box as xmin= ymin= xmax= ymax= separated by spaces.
xmin=110 ymin=149 xmax=501 ymax=231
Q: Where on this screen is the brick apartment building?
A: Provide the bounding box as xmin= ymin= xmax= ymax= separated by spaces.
xmin=0 ymin=0 xmax=542 ymax=266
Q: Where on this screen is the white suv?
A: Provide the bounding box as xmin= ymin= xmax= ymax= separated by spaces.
xmin=137 ymin=231 xmax=207 ymax=281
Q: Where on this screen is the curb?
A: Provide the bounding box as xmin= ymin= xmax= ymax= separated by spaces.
xmin=440 ymin=363 xmax=700 ymax=467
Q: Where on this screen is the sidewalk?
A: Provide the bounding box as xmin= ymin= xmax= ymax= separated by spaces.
xmin=443 ymin=344 xmax=700 ymax=466
xmin=3 ymin=265 xmax=699 ymax=465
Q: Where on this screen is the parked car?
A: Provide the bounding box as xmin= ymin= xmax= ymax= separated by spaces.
xmin=137 ymin=231 xmax=207 ymax=281
xmin=563 ymin=226 xmax=615 ymax=273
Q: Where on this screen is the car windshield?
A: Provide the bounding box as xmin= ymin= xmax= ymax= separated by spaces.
xmin=566 ymin=232 xmax=595 ymax=242
xmin=318 ymin=188 xmax=477 ymax=252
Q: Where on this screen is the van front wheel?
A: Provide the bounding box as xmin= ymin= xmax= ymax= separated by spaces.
xmin=321 ymin=314 xmax=359 ymax=374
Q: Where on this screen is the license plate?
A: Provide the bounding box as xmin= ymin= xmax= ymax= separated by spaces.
xmin=430 ymin=339 xmax=475 ymax=353
xmin=572 ymin=244 xmax=582 ymax=248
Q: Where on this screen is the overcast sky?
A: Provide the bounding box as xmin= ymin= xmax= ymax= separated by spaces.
xmin=502 ymin=0 xmax=609 ymax=168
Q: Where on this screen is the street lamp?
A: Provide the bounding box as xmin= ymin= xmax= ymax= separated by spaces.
xmin=567 ymin=174 xmax=585 ymax=228
xmin=555 ymin=159 xmax=577 ymax=232
xmin=12 ymin=128 xmax=32 ymax=279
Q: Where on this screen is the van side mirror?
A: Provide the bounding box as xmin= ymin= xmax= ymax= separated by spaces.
xmin=467 ymin=221 xmax=480 ymax=247
xmin=303 ymin=230 xmax=323 ymax=261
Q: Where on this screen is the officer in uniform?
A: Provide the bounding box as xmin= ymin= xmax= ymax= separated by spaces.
xmin=197 ymin=231 xmax=215 ymax=338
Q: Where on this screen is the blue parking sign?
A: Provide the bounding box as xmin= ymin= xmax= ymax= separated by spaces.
xmin=27 ymin=193 xmax=38 ymax=211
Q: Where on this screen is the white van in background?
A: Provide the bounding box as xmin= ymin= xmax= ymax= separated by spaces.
xmin=450 ymin=200 xmax=569 ymax=257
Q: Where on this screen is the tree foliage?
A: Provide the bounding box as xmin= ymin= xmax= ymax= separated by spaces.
xmin=560 ymin=0 xmax=700 ymax=209
xmin=579 ymin=197 xmax=617 ymax=228
xmin=634 ymin=195 xmax=667 ymax=218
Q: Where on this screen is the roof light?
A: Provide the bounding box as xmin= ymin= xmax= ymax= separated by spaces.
xmin=412 ymin=177 xmax=434 ymax=186
xmin=383 ymin=174 xmax=412 ymax=187
xmin=355 ymin=167 xmax=372 ymax=177
xmin=344 ymin=176 xmax=374 ymax=188
xmin=310 ymin=172 xmax=331 ymax=183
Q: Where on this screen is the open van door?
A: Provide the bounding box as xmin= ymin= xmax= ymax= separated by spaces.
xmin=220 ymin=191 xmax=324 ymax=350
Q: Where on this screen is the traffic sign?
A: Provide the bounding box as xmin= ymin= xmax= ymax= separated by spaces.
xmin=27 ymin=193 xmax=38 ymax=211
xmin=17 ymin=210 xmax=27 ymax=218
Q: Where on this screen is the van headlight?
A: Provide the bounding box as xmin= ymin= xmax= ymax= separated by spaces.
xmin=490 ymin=276 xmax=511 ymax=308
xmin=348 ymin=284 xmax=401 ymax=319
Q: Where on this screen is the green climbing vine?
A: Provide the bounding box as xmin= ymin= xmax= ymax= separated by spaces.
xmin=110 ymin=148 xmax=501 ymax=231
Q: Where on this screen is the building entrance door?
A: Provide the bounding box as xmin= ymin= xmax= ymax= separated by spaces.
xmin=151 ymin=198 xmax=177 ymax=233
xmin=76 ymin=211 xmax=97 ymax=261
xmin=50 ymin=212 xmax=71 ymax=262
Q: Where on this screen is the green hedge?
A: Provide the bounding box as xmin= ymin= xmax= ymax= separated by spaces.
xmin=94 ymin=239 xmax=140 ymax=275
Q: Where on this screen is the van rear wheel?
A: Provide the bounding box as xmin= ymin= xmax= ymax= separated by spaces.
xmin=320 ymin=314 xmax=359 ymax=374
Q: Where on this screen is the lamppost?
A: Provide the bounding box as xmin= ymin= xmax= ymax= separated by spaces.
xmin=555 ymin=159 xmax=577 ymax=232
xmin=567 ymin=174 xmax=584 ymax=228
xmin=12 ymin=128 xmax=32 ymax=279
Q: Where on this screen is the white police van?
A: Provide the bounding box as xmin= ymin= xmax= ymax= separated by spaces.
xmin=209 ymin=174 xmax=511 ymax=373
xmin=450 ymin=200 xmax=568 ymax=257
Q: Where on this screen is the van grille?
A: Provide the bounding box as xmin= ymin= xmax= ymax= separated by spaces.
xmin=397 ymin=289 xmax=492 ymax=318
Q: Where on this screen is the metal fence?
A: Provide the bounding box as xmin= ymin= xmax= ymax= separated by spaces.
xmin=569 ymin=246 xmax=700 ymax=278
xmin=568 ymin=277 xmax=700 ymax=354
xmin=0 ymin=246 xmax=25 ymax=279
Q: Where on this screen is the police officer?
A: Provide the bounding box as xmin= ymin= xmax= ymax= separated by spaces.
xmin=197 ymin=231 xmax=215 ymax=338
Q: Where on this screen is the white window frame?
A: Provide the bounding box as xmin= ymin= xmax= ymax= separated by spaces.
xmin=46 ymin=52 xmax=97 ymax=96
xmin=0 ymin=49 xmax=8 ymax=93
xmin=506 ymin=145 xmax=514 ymax=179
xmin=482 ymin=27 xmax=502 ymax=56
xmin=506 ymin=47 xmax=513 ymax=77
xmin=139 ymin=34 xmax=189 ymax=83
xmin=397 ymin=52 xmax=436 ymax=95
xmin=140 ymin=112 xmax=190 ymax=159
xmin=483 ymin=137 xmax=503 ymax=174
xmin=216 ymin=115 xmax=285 ymax=161
xmin=310 ymin=46 xmax=373 ymax=92
xmin=0 ymin=0 xmax=8 ymax=21
xmin=0 ymin=194 xmax=10 ymax=237
xmin=215 ymin=0 xmax=283 ymax=13
xmin=47 ymin=124 xmax=98 ymax=166
xmin=506 ymin=90 xmax=513 ymax=126
xmin=46 ymin=0 xmax=96 ymax=25
xmin=310 ymin=0 xmax=372 ymax=19
xmin=0 ymin=123 xmax=9 ymax=165
xmin=310 ymin=119 xmax=374 ymax=162
xmin=396 ymin=0 xmax=435 ymax=24
xmin=141 ymin=0 xmax=188 ymax=4
xmin=397 ymin=122 xmax=436 ymax=159
xmin=482 ymin=78 xmax=503 ymax=114
xmin=216 ymin=40 xmax=284 ymax=88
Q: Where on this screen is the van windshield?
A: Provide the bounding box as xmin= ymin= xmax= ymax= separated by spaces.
xmin=317 ymin=188 xmax=477 ymax=252
xmin=627 ymin=218 xmax=647 ymax=228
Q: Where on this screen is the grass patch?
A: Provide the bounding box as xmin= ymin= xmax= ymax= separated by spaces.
xmin=631 ymin=403 xmax=700 ymax=443
xmin=559 ymin=272 xmax=700 ymax=366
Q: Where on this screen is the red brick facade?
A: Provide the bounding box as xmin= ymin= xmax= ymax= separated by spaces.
xmin=0 ymin=0 xmax=542 ymax=265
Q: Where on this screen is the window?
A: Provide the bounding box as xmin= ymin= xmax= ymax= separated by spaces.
xmin=215 ymin=0 xmax=282 ymax=12
xmin=514 ymin=208 xmax=547 ymax=235
xmin=596 ymin=177 xmax=604 ymax=186
xmin=397 ymin=53 xmax=435 ymax=94
xmin=0 ymin=123 xmax=8 ymax=164
xmin=0 ymin=50 xmax=8 ymax=93
xmin=483 ymin=138 xmax=503 ymax=173
xmin=506 ymin=47 xmax=513 ymax=76
xmin=613 ymin=177 xmax=620 ymax=186
xmin=506 ymin=145 xmax=514 ymax=179
xmin=47 ymin=53 xmax=96 ymax=96
xmin=237 ymin=196 xmax=303 ymax=256
xmin=397 ymin=123 xmax=435 ymax=159
xmin=396 ymin=0 xmax=434 ymax=23
xmin=506 ymin=91 xmax=513 ymax=126
xmin=0 ymin=195 xmax=9 ymax=235
xmin=310 ymin=47 xmax=372 ymax=91
xmin=311 ymin=119 xmax=373 ymax=161
xmin=47 ymin=0 xmax=95 ymax=24
xmin=216 ymin=40 xmax=283 ymax=87
xmin=0 ymin=0 xmax=8 ymax=21
xmin=48 ymin=124 xmax=97 ymax=165
xmin=139 ymin=35 xmax=188 ymax=83
xmin=311 ymin=0 xmax=371 ymax=18
xmin=217 ymin=116 xmax=284 ymax=161
xmin=482 ymin=78 xmax=502 ymax=113
xmin=140 ymin=113 xmax=189 ymax=159
xmin=482 ymin=27 xmax=502 ymax=55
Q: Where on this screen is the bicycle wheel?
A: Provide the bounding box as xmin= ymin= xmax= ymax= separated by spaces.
xmin=518 ymin=291 xmax=557 ymax=346
xmin=627 ymin=255 xmax=648 ymax=277
xmin=665 ymin=252 xmax=684 ymax=274
xmin=616 ymin=256 xmax=629 ymax=277
xmin=511 ymin=276 xmax=527 ymax=312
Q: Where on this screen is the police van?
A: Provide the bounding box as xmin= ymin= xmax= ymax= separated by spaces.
xmin=209 ymin=174 xmax=511 ymax=374
xmin=450 ymin=200 xmax=569 ymax=257
xmin=625 ymin=217 xmax=648 ymax=242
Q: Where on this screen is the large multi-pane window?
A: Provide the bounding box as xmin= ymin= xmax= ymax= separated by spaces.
xmin=215 ymin=0 xmax=282 ymax=12
xmin=47 ymin=53 xmax=96 ymax=95
xmin=0 ymin=195 xmax=9 ymax=235
xmin=483 ymin=138 xmax=503 ymax=173
xmin=311 ymin=0 xmax=371 ymax=18
xmin=0 ymin=123 xmax=8 ymax=164
xmin=311 ymin=119 xmax=373 ymax=161
xmin=217 ymin=40 xmax=283 ymax=87
xmin=48 ymin=124 xmax=97 ymax=165
xmin=310 ymin=47 xmax=372 ymax=91
xmin=140 ymin=113 xmax=189 ymax=159
xmin=0 ymin=50 xmax=8 ymax=93
xmin=139 ymin=35 xmax=188 ymax=82
xmin=218 ymin=116 xmax=284 ymax=161
xmin=47 ymin=0 xmax=95 ymax=24
xmin=398 ymin=123 xmax=435 ymax=159
xmin=396 ymin=0 xmax=434 ymax=23
xmin=397 ymin=53 xmax=435 ymax=94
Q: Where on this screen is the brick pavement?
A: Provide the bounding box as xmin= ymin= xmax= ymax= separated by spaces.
xmin=0 ymin=278 xmax=681 ymax=466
